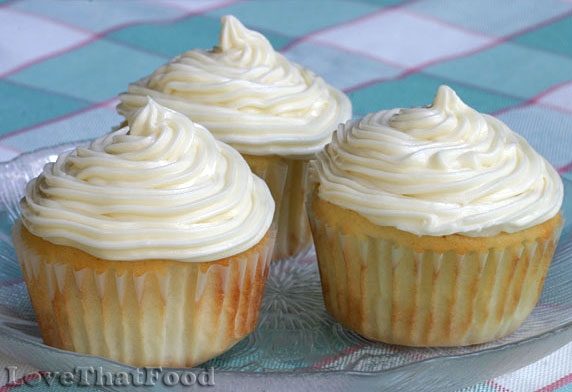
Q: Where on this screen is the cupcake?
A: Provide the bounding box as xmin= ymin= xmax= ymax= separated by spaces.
xmin=308 ymin=86 xmax=564 ymax=346
xmin=12 ymin=99 xmax=277 ymax=367
xmin=117 ymin=15 xmax=352 ymax=260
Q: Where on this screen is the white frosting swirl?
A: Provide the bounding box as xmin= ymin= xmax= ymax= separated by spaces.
xmin=117 ymin=15 xmax=351 ymax=158
xmin=20 ymin=99 xmax=275 ymax=262
xmin=313 ymin=86 xmax=563 ymax=237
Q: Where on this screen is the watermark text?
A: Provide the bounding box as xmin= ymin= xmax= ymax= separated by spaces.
xmin=5 ymin=366 xmax=215 ymax=388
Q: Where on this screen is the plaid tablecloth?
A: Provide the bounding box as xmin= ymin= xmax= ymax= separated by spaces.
xmin=1 ymin=0 xmax=572 ymax=390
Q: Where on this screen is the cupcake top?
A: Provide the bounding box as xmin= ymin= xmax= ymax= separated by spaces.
xmin=313 ymin=85 xmax=563 ymax=237
xmin=20 ymin=99 xmax=275 ymax=262
xmin=117 ymin=15 xmax=351 ymax=158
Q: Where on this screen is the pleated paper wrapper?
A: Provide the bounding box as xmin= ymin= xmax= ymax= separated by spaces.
xmin=245 ymin=155 xmax=312 ymax=260
xmin=12 ymin=221 xmax=276 ymax=367
xmin=308 ymin=213 xmax=562 ymax=347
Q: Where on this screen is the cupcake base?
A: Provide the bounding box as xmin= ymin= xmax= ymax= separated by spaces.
xmin=309 ymin=191 xmax=562 ymax=347
xmin=244 ymin=155 xmax=312 ymax=260
xmin=12 ymin=221 xmax=275 ymax=367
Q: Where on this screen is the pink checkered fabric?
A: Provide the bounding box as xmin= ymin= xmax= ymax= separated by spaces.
xmin=1 ymin=0 xmax=572 ymax=390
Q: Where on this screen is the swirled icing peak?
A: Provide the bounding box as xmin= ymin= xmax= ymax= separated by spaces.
xmin=313 ymin=85 xmax=563 ymax=236
xmin=218 ymin=15 xmax=276 ymax=67
xmin=20 ymin=99 xmax=275 ymax=262
xmin=117 ymin=15 xmax=351 ymax=158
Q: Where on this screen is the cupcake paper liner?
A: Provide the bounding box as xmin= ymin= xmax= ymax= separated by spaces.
xmin=245 ymin=155 xmax=312 ymax=260
xmin=12 ymin=221 xmax=276 ymax=367
xmin=308 ymin=212 xmax=562 ymax=347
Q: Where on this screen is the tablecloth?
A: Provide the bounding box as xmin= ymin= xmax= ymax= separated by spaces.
xmin=1 ymin=0 xmax=572 ymax=390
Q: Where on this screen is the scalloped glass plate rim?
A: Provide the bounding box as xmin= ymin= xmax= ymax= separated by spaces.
xmin=1 ymin=140 xmax=571 ymax=382
xmin=1 ymin=314 xmax=572 ymax=377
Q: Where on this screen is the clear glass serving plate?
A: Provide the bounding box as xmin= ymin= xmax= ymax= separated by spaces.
xmin=1 ymin=142 xmax=572 ymax=392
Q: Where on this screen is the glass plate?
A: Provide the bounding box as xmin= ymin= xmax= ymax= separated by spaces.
xmin=1 ymin=141 xmax=572 ymax=392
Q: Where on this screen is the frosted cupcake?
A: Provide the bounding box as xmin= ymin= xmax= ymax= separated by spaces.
xmin=117 ymin=15 xmax=352 ymax=260
xmin=308 ymin=86 xmax=563 ymax=346
xmin=12 ymin=99 xmax=277 ymax=367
